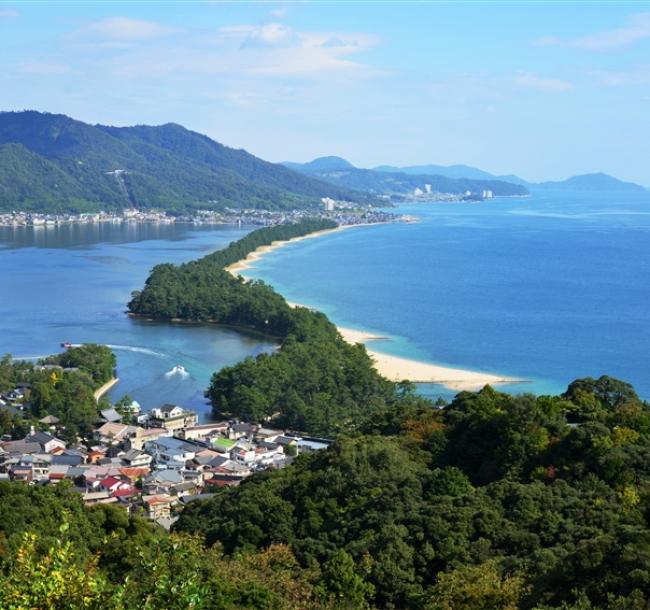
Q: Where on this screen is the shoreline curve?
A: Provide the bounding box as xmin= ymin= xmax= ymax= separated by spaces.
xmin=225 ymin=224 xmax=367 ymax=277
xmin=226 ymin=224 xmax=527 ymax=392
xmin=94 ymin=377 xmax=119 ymax=402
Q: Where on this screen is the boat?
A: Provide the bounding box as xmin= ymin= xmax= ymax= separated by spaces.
xmin=171 ymin=364 xmax=185 ymax=374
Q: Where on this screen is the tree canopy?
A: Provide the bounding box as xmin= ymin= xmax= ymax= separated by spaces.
xmin=129 ymin=220 xmax=409 ymax=436
xmin=176 ymin=378 xmax=650 ymax=609
xmin=1 ymin=344 xmax=116 ymax=442
xmin=0 ymin=111 xmax=369 ymax=213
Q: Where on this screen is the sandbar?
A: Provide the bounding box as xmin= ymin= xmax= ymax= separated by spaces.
xmin=226 ymin=225 xmax=526 ymax=392
xmin=225 ymin=224 xmax=361 ymax=278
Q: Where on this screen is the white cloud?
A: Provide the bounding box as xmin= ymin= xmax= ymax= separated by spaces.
xmin=71 ymin=17 xmax=178 ymax=44
xmin=59 ymin=17 xmax=379 ymax=80
xmin=241 ymin=23 xmax=295 ymax=48
xmin=538 ymin=12 xmax=650 ymax=50
xmin=214 ymin=23 xmax=379 ymax=77
xmin=516 ymin=73 xmax=574 ymax=92
xmin=8 ymin=18 xmax=381 ymax=119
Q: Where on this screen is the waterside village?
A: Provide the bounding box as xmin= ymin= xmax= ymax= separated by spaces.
xmin=0 ymin=384 xmax=331 ymax=529
xmin=0 ymin=199 xmax=405 ymax=229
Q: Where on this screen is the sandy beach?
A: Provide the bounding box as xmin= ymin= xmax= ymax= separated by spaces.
xmin=336 ymin=327 xmax=522 ymax=390
xmin=366 ymin=352 xmax=521 ymax=390
xmin=94 ymin=377 xmax=119 ymax=402
xmin=225 ymin=224 xmax=358 ymax=278
xmin=226 ymin=225 xmax=525 ymax=392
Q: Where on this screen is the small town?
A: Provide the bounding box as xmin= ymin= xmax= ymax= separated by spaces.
xmin=0 ymin=382 xmax=331 ymax=529
xmin=0 ymin=200 xmax=404 ymax=229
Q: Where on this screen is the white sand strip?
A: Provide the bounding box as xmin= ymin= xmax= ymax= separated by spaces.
xmin=225 ymin=225 xmax=526 ymax=392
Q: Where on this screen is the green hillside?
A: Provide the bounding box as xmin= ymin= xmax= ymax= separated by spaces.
xmin=377 ymin=164 xmax=647 ymax=192
xmin=284 ymin=156 xmax=529 ymax=197
xmin=536 ymin=172 xmax=646 ymax=192
xmin=0 ymin=111 xmax=372 ymax=213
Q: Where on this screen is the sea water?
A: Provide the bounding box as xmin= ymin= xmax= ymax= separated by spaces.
xmin=244 ymin=190 xmax=650 ymax=400
xmin=2 ymin=190 xmax=649 ymax=412
xmin=0 ymin=222 xmax=275 ymax=418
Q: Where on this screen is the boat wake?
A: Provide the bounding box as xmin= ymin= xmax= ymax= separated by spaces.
xmin=106 ymin=344 xmax=169 ymax=359
xmin=164 ymin=364 xmax=190 ymax=379
xmin=17 ymin=343 xmax=169 ymax=362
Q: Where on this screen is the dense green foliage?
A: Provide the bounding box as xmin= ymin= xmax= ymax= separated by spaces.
xmin=129 ymin=219 xmax=336 ymax=333
xmin=207 ymin=337 xmax=399 ymax=435
xmin=0 ymin=344 xmax=115 ymax=441
xmin=45 ymin=343 xmax=116 ymax=386
xmin=177 ymin=377 xmax=650 ymax=609
xmin=129 ymin=220 xmax=410 ymax=435
xmin=4 ymin=351 xmax=650 ymax=608
xmin=0 ymin=111 xmax=370 ymax=213
xmin=0 ymin=481 xmax=160 ymax=574
xmin=127 ymin=222 xmax=650 ymax=608
xmin=0 ymin=483 xmax=326 ymax=609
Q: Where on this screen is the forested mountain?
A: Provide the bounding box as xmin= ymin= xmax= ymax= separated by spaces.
xmin=375 ymin=162 xmax=528 ymax=185
xmin=177 ymin=376 xmax=650 ymax=609
xmin=284 ymin=156 xmax=355 ymax=172
xmin=0 ymin=111 xmax=370 ymax=213
xmin=284 ymin=157 xmax=529 ymax=197
xmin=535 ymin=172 xmax=646 ymax=192
xmin=377 ymin=163 xmax=647 ymax=192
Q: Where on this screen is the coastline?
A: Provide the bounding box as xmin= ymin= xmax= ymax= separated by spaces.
xmin=338 ymin=325 xmax=522 ymax=390
xmin=94 ymin=377 xmax=119 ymax=402
xmin=227 ymin=225 xmax=526 ymax=392
xmin=225 ymin=224 xmax=367 ymax=277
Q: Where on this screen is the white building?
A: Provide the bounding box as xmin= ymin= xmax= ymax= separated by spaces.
xmin=321 ymin=197 xmax=336 ymax=211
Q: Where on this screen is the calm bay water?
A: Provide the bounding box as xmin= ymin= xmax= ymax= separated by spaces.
xmin=1 ymin=190 xmax=649 ymax=412
xmin=244 ymin=190 xmax=650 ymax=400
xmin=0 ymin=222 xmax=275 ymax=419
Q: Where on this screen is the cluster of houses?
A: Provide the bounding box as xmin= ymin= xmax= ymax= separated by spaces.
xmin=0 ymin=209 xmax=174 ymax=228
xmin=0 ymin=402 xmax=331 ymax=529
xmin=190 ymin=206 xmax=400 ymax=227
xmin=0 ymin=207 xmax=400 ymax=229
xmin=0 ymin=381 xmax=32 ymax=415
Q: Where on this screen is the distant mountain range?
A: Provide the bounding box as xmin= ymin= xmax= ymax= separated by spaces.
xmin=1 ymin=112 xmax=644 ymax=215
xmin=374 ymin=163 xmax=646 ymax=192
xmin=374 ymin=162 xmax=528 ymax=186
xmin=533 ymin=172 xmax=646 ymax=192
xmin=283 ymin=156 xmax=529 ymax=198
xmin=0 ymin=111 xmax=370 ymax=213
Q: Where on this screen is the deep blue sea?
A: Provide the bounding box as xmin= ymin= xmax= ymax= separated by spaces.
xmin=244 ymin=190 xmax=650 ymax=400
xmin=1 ymin=189 xmax=649 ymax=413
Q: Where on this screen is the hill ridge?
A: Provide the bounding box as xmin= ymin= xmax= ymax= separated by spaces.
xmin=283 ymin=157 xmax=529 ymax=197
xmin=0 ymin=110 xmax=370 ymax=213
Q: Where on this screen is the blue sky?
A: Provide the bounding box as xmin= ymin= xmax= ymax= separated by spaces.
xmin=1 ymin=1 xmax=649 ymax=183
